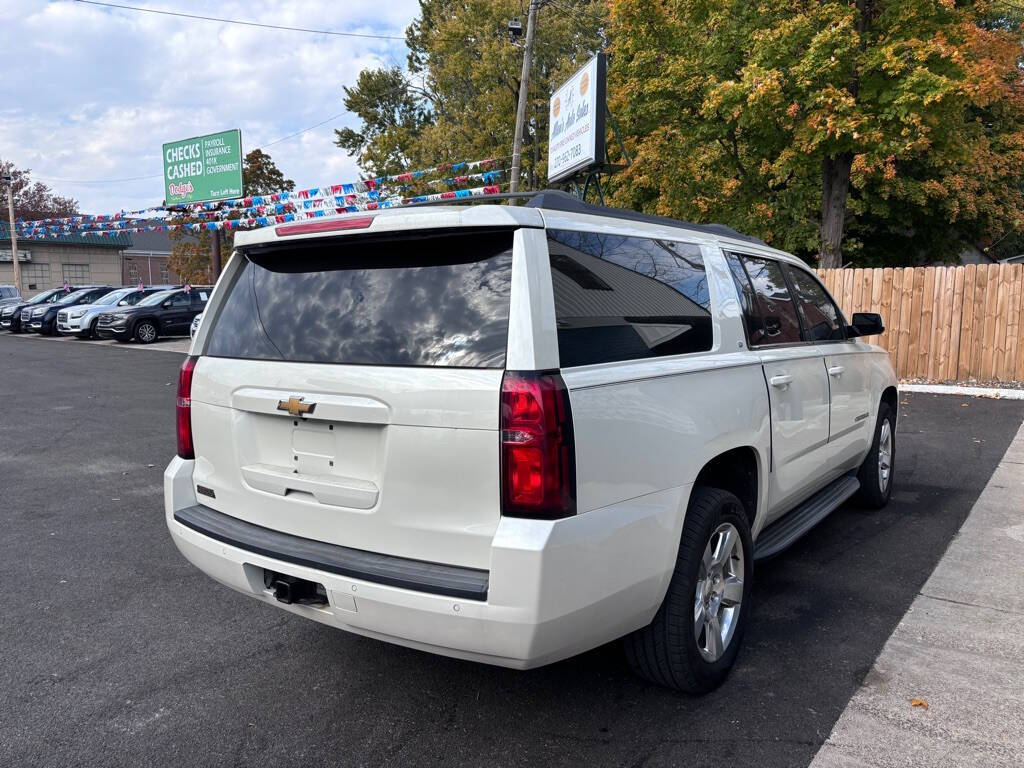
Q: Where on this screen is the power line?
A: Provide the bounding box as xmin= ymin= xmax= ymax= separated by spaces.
xmin=259 ymin=112 xmax=348 ymax=149
xmin=35 ymin=112 xmax=351 ymax=184
xmin=74 ymin=0 xmax=407 ymax=40
xmin=35 ymin=171 xmax=163 ymax=184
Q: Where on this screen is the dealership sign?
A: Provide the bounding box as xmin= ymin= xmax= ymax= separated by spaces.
xmin=547 ymin=54 xmax=606 ymax=183
xmin=162 ymin=129 xmax=243 ymax=205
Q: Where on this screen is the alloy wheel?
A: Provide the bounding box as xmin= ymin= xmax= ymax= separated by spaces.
xmin=878 ymin=419 xmax=892 ymax=493
xmin=694 ymin=522 xmax=744 ymax=663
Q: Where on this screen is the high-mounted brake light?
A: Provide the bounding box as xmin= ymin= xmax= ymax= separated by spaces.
xmin=275 ymin=216 xmax=375 ymax=236
xmin=176 ymin=355 xmax=198 ymax=459
xmin=500 ymin=370 xmax=576 ymax=519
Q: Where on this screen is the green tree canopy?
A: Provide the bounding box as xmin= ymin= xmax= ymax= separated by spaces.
xmin=607 ymin=0 xmax=1024 ymax=267
xmin=336 ymin=0 xmax=606 ymax=187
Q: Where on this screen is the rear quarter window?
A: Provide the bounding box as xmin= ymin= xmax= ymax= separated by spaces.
xmin=205 ymin=229 xmax=514 ymax=368
xmin=547 ymin=230 xmax=713 ymax=367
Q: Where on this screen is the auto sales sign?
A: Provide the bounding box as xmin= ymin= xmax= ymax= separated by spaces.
xmin=162 ymin=129 xmax=243 ymax=205
xmin=547 ymin=54 xmax=606 ymax=183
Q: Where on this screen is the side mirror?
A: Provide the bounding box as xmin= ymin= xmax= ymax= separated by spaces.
xmin=118 ymin=300 xmax=128 ymax=306
xmin=849 ymin=312 xmax=885 ymax=337
xmin=161 ymin=300 xmax=172 ymax=308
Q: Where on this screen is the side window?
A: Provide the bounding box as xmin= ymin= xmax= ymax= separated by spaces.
xmin=724 ymin=253 xmax=765 ymax=345
xmin=167 ymin=294 xmax=190 ymax=308
xmin=546 ymin=230 xmax=713 ymax=368
xmin=731 ymin=254 xmax=803 ymax=345
xmin=783 ymin=264 xmax=845 ymax=342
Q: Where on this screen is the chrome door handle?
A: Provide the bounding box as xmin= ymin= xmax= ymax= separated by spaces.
xmin=828 ymin=366 xmax=845 ymax=377
xmin=769 ymin=374 xmax=793 ymax=388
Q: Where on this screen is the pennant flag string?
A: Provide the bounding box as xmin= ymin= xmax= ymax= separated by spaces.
xmin=16 ymin=171 xmax=508 ymax=236
xmin=17 ymin=185 xmax=506 ymax=238
xmin=17 ymin=156 xmax=507 ymax=227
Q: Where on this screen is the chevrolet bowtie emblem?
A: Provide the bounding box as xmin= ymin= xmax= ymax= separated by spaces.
xmin=277 ymin=396 xmax=316 ymax=417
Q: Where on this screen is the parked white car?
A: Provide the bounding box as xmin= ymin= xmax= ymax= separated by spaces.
xmin=57 ymin=285 xmax=174 ymax=338
xmin=0 ymin=284 xmax=21 ymax=309
xmin=189 ymin=312 xmax=203 ymax=340
xmin=165 ymin=191 xmax=897 ymax=692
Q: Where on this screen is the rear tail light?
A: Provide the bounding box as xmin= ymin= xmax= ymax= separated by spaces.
xmin=176 ymin=355 xmax=198 ymax=459
xmin=500 ymin=370 xmax=576 ymax=519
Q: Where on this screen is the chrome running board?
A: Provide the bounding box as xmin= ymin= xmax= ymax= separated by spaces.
xmin=754 ymin=475 xmax=860 ymax=561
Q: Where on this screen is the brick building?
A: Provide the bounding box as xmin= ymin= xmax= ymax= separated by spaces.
xmin=122 ymin=230 xmax=182 ymax=286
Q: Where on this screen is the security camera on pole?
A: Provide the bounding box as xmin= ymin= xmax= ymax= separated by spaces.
xmin=2 ymin=172 xmax=21 ymax=292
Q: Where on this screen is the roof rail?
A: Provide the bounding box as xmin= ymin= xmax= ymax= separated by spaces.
xmin=405 ymin=188 xmax=766 ymax=246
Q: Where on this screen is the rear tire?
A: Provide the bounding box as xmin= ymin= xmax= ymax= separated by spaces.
xmin=624 ymin=486 xmax=753 ymax=693
xmin=855 ymin=402 xmax=895 ymax=509
xmin=134 ymin=321 xmax=158 ymax=344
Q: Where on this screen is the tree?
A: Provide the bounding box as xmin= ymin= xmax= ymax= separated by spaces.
xmin=166 ymin=226 xmax=213 ymax=284
xmin=0 ymin=159 xmax=78 ymax=222
xmin=168 ymin=149 xmax=294 ymax=280
xmin=336 ymin=0 xmax=606 ymax=188
xmin=242 ymin=148 xmax=296 ymax=195
xmin=335 ymin=67 xmax=431 ymax=178
xmin=607 ymin=0 xmax=1024 ymax=267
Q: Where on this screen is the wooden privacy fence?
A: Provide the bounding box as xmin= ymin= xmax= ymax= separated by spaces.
xmin=816 ymin=264 xmax=1024 ymax=383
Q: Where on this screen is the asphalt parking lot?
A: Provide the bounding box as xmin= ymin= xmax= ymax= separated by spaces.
xmin=2 ymin=329 xmax=191 ymax=354
xmin=2 ymin=334 xmax=1022 ymax=768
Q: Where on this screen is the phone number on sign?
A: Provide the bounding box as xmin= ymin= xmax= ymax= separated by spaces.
xmin=552 ymin=144 xmax=584 ymax=170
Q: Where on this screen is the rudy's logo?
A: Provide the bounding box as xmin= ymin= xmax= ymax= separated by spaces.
xmin=552 ymin=96 xmax=561 ymax=118
xmin=168 ymin=181 xmax=194 ymax=198
xmin=580 ymin=71 xmax=590 ymax=96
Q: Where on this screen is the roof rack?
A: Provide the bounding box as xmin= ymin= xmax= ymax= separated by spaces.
xmin=405 ymin=188 xmax=766 ymax=246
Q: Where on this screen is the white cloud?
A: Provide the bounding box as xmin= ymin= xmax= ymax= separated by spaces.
xmin=0 ymin=0 xmax=419 ymax=213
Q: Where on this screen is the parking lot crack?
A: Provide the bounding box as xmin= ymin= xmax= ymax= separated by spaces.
xmin=917 ymin=591 xmax=1024 ymax=617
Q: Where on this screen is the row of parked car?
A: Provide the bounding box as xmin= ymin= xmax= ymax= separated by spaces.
xmin=0 ymin=283 xmax=209 ymax=343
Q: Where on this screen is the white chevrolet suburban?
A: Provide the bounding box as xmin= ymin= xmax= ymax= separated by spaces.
xmin=165 ymin=191 xmax=897 ymax=693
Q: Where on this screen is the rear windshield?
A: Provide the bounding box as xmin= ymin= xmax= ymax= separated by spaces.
xmin=205 ymin=229 xmax=515 ymax=368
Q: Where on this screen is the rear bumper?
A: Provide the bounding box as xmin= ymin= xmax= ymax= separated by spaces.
xmin=174 ymin=504 xmax=489 ymax=601
xmin=164 ymin=456 xmax=686 ymax=669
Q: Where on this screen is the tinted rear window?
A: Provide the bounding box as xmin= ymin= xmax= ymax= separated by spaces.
xmin=206 ymin=230 xmax=514 ymax=368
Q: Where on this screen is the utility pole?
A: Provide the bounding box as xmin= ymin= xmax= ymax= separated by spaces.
xmin=2 ymin=173 xmax=21 ymax=293
xmin=509 ymin=0 xmax=539 ymax=194
xmin=210 ymin=229 xmax=221 ymax=282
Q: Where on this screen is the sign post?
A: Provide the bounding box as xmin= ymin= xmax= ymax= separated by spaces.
xmin=546 ymin=53 xmax=606 ymax=186
xmin=162 ymin=129 xmax=243 ymax=206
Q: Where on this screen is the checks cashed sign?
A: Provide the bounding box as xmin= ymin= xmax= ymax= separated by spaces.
xmin=547 ymin=54 xmax=606 ymax=184
xmin=162 ymin=129 xmax=243 ymax=205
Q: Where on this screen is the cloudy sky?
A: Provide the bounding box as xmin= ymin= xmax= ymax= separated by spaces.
xmin=0 ymin=0 xmax=420 ymax=214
